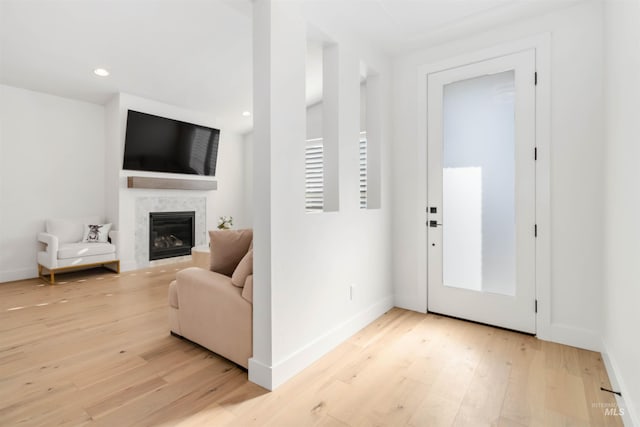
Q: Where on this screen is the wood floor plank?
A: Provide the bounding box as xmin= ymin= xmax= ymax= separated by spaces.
xmin=84 ymin=376 xmax=168 ymax=418
xmin=137 ymin=368 xmax=245 ymax=427
xmin=0 ymin=264 xmax=623 ymax=427
xmin=452 ymin=329 xmax=513 ymax=426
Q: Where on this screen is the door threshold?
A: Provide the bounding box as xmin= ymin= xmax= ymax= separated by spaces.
xmin=427 ymin=310 xmax=536 ymax=337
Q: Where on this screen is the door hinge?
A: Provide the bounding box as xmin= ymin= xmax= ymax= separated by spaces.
xmin=534 ymin=72 xmax=538 ymax=85
xmin=535 ymin=299 xmax=538 ymax=313
xmin=534 ymin=147 xmax=537 ymax=161
xmin=535 ymin=224 xmax=538 ymax=237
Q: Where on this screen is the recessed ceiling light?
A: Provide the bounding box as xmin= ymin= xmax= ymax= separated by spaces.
xmin=93 ymin=68 xmax=110 ymax=77
xmin=242 ymin=111 xmax=251 ymax=117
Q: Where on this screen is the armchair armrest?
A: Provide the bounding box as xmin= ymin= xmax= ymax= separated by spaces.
xmin=38 ymin=232 xmax=59 ymax=252
xmin=37 ymin=232 xmax=58 ymax=268
xmin=176 ymin=267 xmax=251 ymax=314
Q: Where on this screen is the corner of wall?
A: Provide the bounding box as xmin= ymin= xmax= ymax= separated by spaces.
xmin=269 ymin=295 xmax=394 ymax=390
xmin=0 ymin=86 xmax=107 ymax=282
xmin=541 ymin=323 xmax=602 ymax=353
xmin=251 ymin=0 xmax=394 ymax=392
xmin=248 ymin=357 xmax=273 ymax=391
xmin=104 ymin=94 xmax=121 ymax=229
xmin=601 ymin=340 xmax=639 ymax=427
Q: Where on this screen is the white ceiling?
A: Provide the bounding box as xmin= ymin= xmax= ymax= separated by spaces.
xmin=299 ymin=0 xmax=583 ymax=54
xmin=1 ymin=0 xmax=582 ymax=134
xmin=0 ymin=0 xmax=254 ymax=132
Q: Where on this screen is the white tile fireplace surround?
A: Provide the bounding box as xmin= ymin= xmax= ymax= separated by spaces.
xmin=135 ymin=197 xmax=206 ymax=267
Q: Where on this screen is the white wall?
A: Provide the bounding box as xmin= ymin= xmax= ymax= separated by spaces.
xmin=250 ymin=0 xmax=393 ymax=389
xmin=242 ymin=132 xmax=254 ymax=227
xmin=603 ymin=0 xmax=640 ymax=424
xmin=0 ymin=85 xmax=106 ymax=282
xmin=306 ymin=84 xmax=367 ymax=140
xmin=105 ymin=93 xmax=247 ymax=271
xmin=244 ymin=90 xmax=364 ymax=230
xmin=306 ymin=101 xmax=323 ymax=140
xmin=0 ymin=86 xmax=247 ymax=279
xmin=392 ymin=1 xmax=605 ymax=350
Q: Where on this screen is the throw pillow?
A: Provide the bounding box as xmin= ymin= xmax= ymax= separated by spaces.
xmin=82 ymin=223 xmax=112 ymax=243
xmin=231 ymin=249 xmax=253 ymax=287
xmin=209 ymin=229 xmax=253 ymax=276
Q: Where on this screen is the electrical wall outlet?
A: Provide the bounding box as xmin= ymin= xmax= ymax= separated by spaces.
xmin=349 ymin=284 xmax=357 ymax=301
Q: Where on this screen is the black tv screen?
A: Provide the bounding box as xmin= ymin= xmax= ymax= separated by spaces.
xmin=123 ymin=110 xmax=220 ymax=177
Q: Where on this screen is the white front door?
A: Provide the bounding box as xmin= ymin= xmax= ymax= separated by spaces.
xmin=427 ymin=50 xmax=537 ymax=334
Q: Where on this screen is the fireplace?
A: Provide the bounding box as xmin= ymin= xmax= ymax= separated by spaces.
xmin=149 ymin=211 xmax=195 ymax=261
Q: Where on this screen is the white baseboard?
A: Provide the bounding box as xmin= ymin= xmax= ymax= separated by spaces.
xmin=601 ymin=343 xmax=639 ymax=427
xmin=248 ymin=295 xmax=394 ymax=391
xmin=0 ymin=267 xmax=38 ymax=283
xmin=120 ymin=260 xmax=138 ymax=272
xmin=248 ymin=357 xmax=273 ymax=391
xmin=394 ymin=294 xmax=427 ymax=314
xmin=542 ymin=323 xmax=602 ymax=352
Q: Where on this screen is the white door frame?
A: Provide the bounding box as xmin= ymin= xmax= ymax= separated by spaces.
xmin=416 ymin=33 xmax=551 ymax=339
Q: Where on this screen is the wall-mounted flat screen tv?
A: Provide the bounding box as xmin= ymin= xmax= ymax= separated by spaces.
xmin=123 ymin=110 xmax=220 ymax=177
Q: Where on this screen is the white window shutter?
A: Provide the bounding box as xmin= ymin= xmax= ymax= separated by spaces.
xmin=305 ymin=141 xmax=324 ymax=211
xmin=359 ymin=132 xmax=367 ymax=209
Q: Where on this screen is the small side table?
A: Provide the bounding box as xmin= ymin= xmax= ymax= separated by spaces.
xmin=191 ymin=245 xmax=210 ymax=269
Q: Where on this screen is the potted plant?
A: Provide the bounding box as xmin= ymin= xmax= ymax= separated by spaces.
xmin=217 ymin=216 xmax=233 ymax=230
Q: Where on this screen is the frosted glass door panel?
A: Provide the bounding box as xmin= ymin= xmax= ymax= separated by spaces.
xmin=442 ymin=71 xmax=515 ymax=296
xmin=443 ymin=167 xmax=482 ymax=291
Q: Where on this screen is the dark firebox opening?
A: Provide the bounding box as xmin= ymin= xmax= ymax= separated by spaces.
xmin=149 ymin=211 xmax=195 ymax=261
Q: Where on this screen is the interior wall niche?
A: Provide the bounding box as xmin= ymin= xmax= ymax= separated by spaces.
xmin=360 ymin=62 xmax=382 ymax=210
xmin=305 ymin=27 xmax=339 ymax=213
xmin=305 ymin=40 xmax=324 ymax=212
xmin=360 ymin=70 xmax=368 ymax=209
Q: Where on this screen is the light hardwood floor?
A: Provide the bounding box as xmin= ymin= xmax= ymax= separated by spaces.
xmin=0 ymin=264 xmax=623 ymax=426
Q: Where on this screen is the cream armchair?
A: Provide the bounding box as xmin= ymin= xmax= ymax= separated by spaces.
xmin=37 ymin=216 xmax=120 ymax=284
